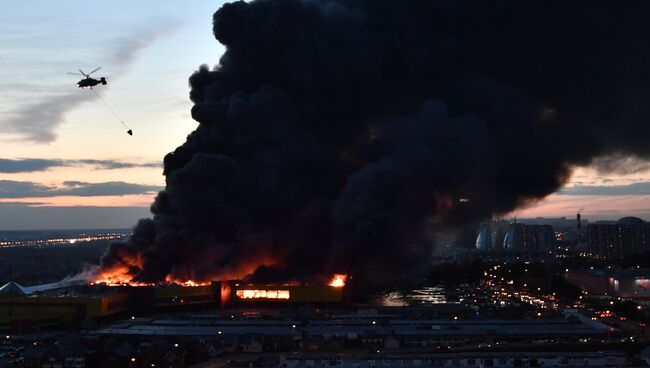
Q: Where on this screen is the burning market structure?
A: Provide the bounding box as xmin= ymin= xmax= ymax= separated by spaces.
xmin=0 ymin=274 xmax=346 ymax=333
xmin=96 ymin=0 xmax=650 ymax=291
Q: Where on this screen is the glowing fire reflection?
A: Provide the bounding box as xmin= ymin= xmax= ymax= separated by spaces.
xmin=329 ymin=274 xmax=347 ymax=287
xmin=236 ymin=289 xmax=290 ymax=299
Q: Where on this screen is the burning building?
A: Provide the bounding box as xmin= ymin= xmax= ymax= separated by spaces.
xmin=0 ymin=279 xmax=228 ymax=333
xmin=222 ymin=275 xmax=347 ymax=307
xmin=114 ymin=282 xmax=221 ymax=314
xmin=94 ymin=1 xmax=650 ymax=289
xmin=0 ymin=271 xmax=348 ymax=333
xmin=228 ymin=284 xmax=343 ymax=306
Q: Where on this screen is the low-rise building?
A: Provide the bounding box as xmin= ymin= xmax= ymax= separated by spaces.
xmin=282 ymin=351 xmax=627 ymax=368
xmin=566 ymin=268 xmax=650 ymax=300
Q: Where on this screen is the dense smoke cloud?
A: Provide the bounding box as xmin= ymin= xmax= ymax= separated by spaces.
xmin=102 ymin=0 xmax=650 ymax=287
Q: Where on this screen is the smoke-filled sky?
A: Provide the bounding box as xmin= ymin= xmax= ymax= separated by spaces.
xmin=1 ymin=0 xmax=650 ymax=232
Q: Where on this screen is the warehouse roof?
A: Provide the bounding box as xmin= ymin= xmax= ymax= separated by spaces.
xmin=0 ymin=281 xmax=27 ymax=296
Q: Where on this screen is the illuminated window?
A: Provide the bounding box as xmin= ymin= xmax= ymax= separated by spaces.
xmin=236 ymin=289 xmax=291 ymax=299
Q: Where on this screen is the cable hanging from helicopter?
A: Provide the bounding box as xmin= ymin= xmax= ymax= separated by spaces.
xmin=68 ymin=67 xmax=133 ymax=136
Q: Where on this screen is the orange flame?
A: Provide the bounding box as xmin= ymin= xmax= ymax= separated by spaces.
xmin=92 ymin=266 xmax=147 ymax=286
xmin=164 ymin=275 xmax=211 ymax=287
xmin=91 ymin=267 xmax=212 ymax=287
xmin=90 ymin=249 xmax=280 ymax=287
xmin=328 ymin=274 xmax=347 ymax=287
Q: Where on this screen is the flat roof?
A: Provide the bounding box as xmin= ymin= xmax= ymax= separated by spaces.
xmin=94 ymin=318 xmax=610 ymax=338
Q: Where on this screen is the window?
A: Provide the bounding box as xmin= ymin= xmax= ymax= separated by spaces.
xmin=236 ymin=289 xmax=290 ymax=299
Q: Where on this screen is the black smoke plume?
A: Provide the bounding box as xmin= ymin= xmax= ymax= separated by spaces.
xmin=102 ymin=0 xmax=650 ymax=287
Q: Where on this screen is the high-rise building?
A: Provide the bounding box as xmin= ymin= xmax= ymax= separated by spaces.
xmin=587 ymin=217 xmax=650 ymax=259
xmin=503 ymin=223 xmax=554 ymax=251
xmin=577 ymin=212 xmax=582 ymax=244
xmin=476 ymin=221 xmax=554 ymax=251
xmin=475 ymin=220 xmax=509 ymax=251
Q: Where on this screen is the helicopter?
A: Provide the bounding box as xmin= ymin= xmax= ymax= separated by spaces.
xmin=68 ymin=67 xmax=106 ymax=89
xmin=68 ymin=66 xmax=132 ymax=136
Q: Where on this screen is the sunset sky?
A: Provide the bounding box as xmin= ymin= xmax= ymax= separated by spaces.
xmin=1 ymin=1 xmax=649 ymax=230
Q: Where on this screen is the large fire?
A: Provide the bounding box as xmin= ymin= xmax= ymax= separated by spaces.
xmin=89 ymin=251 xmax=347 ymax=289
xmin=91 ymin=266 xmax=145 ymax=286
xmin=329 ymin=274 xmax=347 ymax=287
xmin=91 ymin=250 xmax=280 ymax=287
xmin=91 ymin=266 xmax=211 ymax=287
